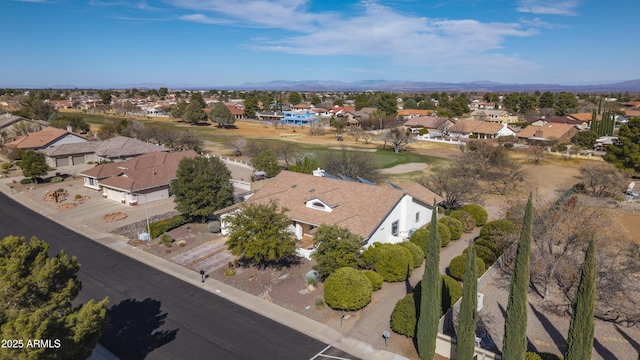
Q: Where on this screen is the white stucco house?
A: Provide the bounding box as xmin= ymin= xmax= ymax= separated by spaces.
xmin=216 ymin=170 xmax=443 ymax=258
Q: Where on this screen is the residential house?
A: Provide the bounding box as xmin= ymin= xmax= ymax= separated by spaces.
xmin=403 ymin=116 xmax=454 ymax=136
xmin=447 ymin=119 xmax=516 ymax=139
xmin=4 ymin=126 xmax=86 ymax=152
xmin=516 ymin=123 xmax=579 ymax=145
xmin=282 ymin=110 xmax=318 ymax=125
xmin=566 ymin=113 xmax=597 ymax=123
xmin=624 ymin=109 xmax=640 ymax=118
xmin=225 ymin=104 xmax=245 ymax=119
xmin=292 ymin=103 xmax=312 ymax=111
xmin=470 ymin=101 xmax=500 ymax=111
xmin=79 ymin=150 xmax=197 ymax=206
xmin=40 ymin=136 xmax=169 ymax=167
xmin=218 ymin=170 xmax=443 ymax=256
xmin=470 ymin=109 xmax=515 ymax=123
xmin=397 ymin=109 xmax=435 ymax=120
xmin=528 ymin=116 xmax=588 ymax=130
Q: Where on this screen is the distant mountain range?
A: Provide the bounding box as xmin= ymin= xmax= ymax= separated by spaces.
xmin=14 ymin=79 xmax=640 ymax=92
xmin=228 ymin=79 xmax=640 ymax=92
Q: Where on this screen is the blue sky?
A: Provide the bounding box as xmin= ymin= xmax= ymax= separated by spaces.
xmin=1 ymin=0 xmax=639 ymax=88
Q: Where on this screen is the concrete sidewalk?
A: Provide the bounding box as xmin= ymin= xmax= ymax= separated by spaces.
xmin=0 ymin=177 xmax=408 ymax=360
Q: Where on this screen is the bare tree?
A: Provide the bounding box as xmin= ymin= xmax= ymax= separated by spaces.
xmin=309 ymin=121 xmax=325 ymax=136
xmin=351 ymin=125 xmax=363 ymax=142
xmin=320 ymin=146 xmax=380 ymax=183
xmin=10 ymin=121 xmax=41 ymax=137
xmin=378 ymin=127 xmax=414 ymax=153
xmin=578 ymin=162 xmax=626 ymax=197
xmin=174 ymin=130 xmax=203 ymax=152
xmin=530 ymin=144 xmax=546 ymax=163
xmin=226 ymin=138 xmax=247 ymax=156
xmin=361 ymin=131 xmax=373 ymax=144
xmin=420 ymin=163 xmax=481 ymax=210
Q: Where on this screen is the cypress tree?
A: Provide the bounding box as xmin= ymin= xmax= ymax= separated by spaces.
xmin=417 ymin=204 xmax=441 ymax=360
xmin=502 ymin=195 xmax=534 ymax=360
xmin=456 ymin=240 xmax=478 ymax=360
xmin=565 ymin=237 xmax=596 ymax=360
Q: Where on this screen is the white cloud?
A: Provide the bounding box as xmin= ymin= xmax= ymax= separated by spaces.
xmin=13 ymin=0 xmax=47 ymax=3
xmin=516 ymin=0 xmax=579 ymax=15
xmin=165 ymin=0 xmax=542 ymax=73
xmin=179 ymin=13 xmax=230 ymax=25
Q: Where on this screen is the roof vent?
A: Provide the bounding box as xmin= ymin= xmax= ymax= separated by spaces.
xmin=309 ymin=188 xmax=315 ymax=193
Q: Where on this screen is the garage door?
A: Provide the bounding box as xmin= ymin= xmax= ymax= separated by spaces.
xmin=105 ymin=188 xmax=123 ymax=202
xmin=56 ymin=157 xmax=70 ymax=167
xmin=72 ymin=156 xmax=85 ymax=165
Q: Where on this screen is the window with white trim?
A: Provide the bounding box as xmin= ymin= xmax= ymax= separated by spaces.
xmin=391 ymin=221 xmax=399 ymax=236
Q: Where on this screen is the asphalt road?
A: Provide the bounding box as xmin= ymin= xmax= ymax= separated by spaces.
xmin=0 ymin=192 xmax=357 ymax=360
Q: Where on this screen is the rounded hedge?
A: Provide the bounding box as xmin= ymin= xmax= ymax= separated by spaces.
xmin=464 ymin=245 xmax=498 ymax=266
xmin=424 ymin=222 xmax=452 ymax=247
xmin=450 ymin=210 xmax=476 ymax=233
xmin=461 ymin=204 xmax=489 ymax=226
xmin=362 ymin=270 xmax=384 ymax=291
xmin=479 ymin=219 xmax=517 ymax=240
xmin=537 ymin=353 xmax=563 ymax=360
xmin=324 ymin=267 xmax=373 ymax=310
xmin=362 ymin=243 xmax=413 ymax=282
xmin=439 ymin=216 xmax=463 ymax=240
xmin=409 ymin=228 xmax=429 ymax=254
xmin=390 ymin=293 xmax=416 ymax=337
xmin=474 ymin=238 xmax=499 ymax=257
xmin=448 ymin=254 xmax=486 ymax=282
xmin=525 ymin=352 xmax=542 ymax=360
xmin=399 ymin=241 xmax=424 ymax=268
xmin=390 ymin=275 xmax=462 ymax=338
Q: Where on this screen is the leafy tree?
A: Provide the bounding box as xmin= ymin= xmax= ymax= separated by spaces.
xmin=224 ymin=201 xmax=296 ymax=268
xmin=554 ymin=92 xmax=578 ymax=115
xmin=288 ymin=92 xmax=302 ymax=105
xmin=0 ymin=235 xmax=109 ymax=360
xmin=603 ymin=117 xmax=640 ymax=173
xmin=571 ymin=130 xmax=597 ymax=149
xmin=210 ymin=102 xmax=235 ymax=128
xmin=171 ymin=156 xmax=234 ymax=221
xmin=539 ymin=91 xmax=555 ymax=109
xmin=403 ymin=98 xmax=418 ymax=109
xmin=323 ymin=267 xmax=373 ymax=311
xmin=310 ymin=94 xmax=321 ymax=106
xmin=287 ymin=157 xmax=319 ymax=174
xmin=417 ymin=206 xmax=441 ymax=359
xmin=251 ymin=149 xmax=280 ymax=178
xmin=99 ymin=90 xmax=112 ymax=105
xmin=565 ymin=237 xmax=595 ymax=360
xmin=502 ymin=195 xmax=534 ymax=360
xmin=456 ymin=241 xmax=479 ymax=360
xmin=18 ymin=150 xmax=49 ymax=182
xmin=377 ymin=93 xmax=399 ymax=115
xmin=171 ymin=100 xmax=188 ymax=120
xmin=243 ymin=94 xmax=259 ymax=118
xmin=49 ymin=114 xmax=90 ymax=133
xmin=182 ymin=92 xmax=208 ymax=124
xmin=311 ymin=225 xmax=364 ymax=279
xmin=320 ymin=146 xmax=380 ymax=183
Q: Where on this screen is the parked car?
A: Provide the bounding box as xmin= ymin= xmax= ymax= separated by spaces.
xmin=336 ymin=135 xmax=343 ymax=141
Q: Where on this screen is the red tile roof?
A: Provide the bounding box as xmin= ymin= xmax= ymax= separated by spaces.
xmin=4 ymin=126 xmax=82 ymax=149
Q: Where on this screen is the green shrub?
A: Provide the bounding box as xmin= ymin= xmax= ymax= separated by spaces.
xmin=424 ymin=222 xmax=452 ymax=247
xmin=450 ymin=210 xmax=476 ymax=232
xmin=439 ymin=216 xmax=463 ymax=240
xmin=20 ymin=178 xmax=33 ymax=184
xmin=448 ymin=254 xmax=485 ymax=281
xmin=362 ymin=270 xmax=384 ymax=291
xmin=314 ymin=297 xmax=325 ymax=309
xmin=362 ymin=243 xmax=413 ymax=282
xmin=460 ymin=204 xmax=488 ymax=226
xmin=150 ymin=214 xmax=190 ymax=238
xmin=399 ymin=241 xmax=424 ymax=268
xmin=525 ymin=352 xmax=543 ymax=360
xmin=224 ymin=269 xmax=236 ymax=276
xmin=441 ymin=275 xmax=462 ymax=314
xmin=474 ymin=238 xmax=499 ymax=256
xmin=324 ymin=267 xmax=373 ymax=311
xmin=409 ymin=228 xmax=429 ymax=254
xmin=390 ymin=275 xmax=462 ymax=338
xmin=1 ymin=162 xmax=13 ymax=171
xmin=158 ymin=232 xmax=173 ymax=246
xmin=479 ymin=219 xmax=517 ymax=253
xmin=464 ymin=245 xmax=498 ymax=266
xmin=50 ymin=176 xmax=64 ymax=183
xmin=536 ymin=353 xmax=563 ymax=360
xmin=390 ymin=293 xmax=416 ymax=337
xmin=86 ymin=161 xmax=94 ymax=165
xmin=74 ymin=194 xmax=82 ymax=200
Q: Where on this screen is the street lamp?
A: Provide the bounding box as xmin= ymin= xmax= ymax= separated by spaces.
xmin=132 ymin=192 xmax=151 ymax=238
xmin=200 ymin=270 xmax=205 ymax=282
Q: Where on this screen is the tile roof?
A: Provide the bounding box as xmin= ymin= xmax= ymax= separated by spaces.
xmin=397 ymin=109 xmax=434 ymax=117
xmin=5 ymin=126 xmax=81 ymax=149
xmin=529 ymin=117 xmax=585 ymax=125
xmin=624 ymin=109 xmax=640 ymax=117
xmin=41 ymin=136 xmax=168 ymax=158
xmin=449 ymin=119 xmax=503 ymax=134
xmin=566 ymin=113 xmax=593 ymax=122
xmin=403 ymin=116 xmax=453 ymax=129
xmin=516 ymin=123 xmax=578 ymax=140
xmin=244 ymin=171 xmax=438 ymax=239
xmin=80 ymin=150 xmax=197 ymax=192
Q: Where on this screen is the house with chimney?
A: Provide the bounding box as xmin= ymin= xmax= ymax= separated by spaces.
xmin=516 ymin=123 xmax=579 ymax=145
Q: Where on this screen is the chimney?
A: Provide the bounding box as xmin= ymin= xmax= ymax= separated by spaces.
xmin=66 ymin=125 xmax=73 ymax=132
